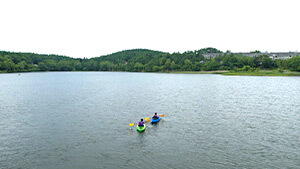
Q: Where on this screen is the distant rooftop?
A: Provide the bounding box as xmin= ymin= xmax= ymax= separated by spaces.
xmin=203 ymin=52 xmax=300 ymax=60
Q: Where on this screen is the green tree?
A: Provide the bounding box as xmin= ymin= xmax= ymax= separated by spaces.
xmin=287 ymin=56 xmax=300 ymax=71
xmin=4 ymin=59 xmax=16 ymax=72
xmin=170 ymin=61 xmax=177 ymax=70
xmin=17 ymin=61 xmax=28 ymax=71
xmin=134 ymin=62 xmax=144 ymax=72
xmin=99 ymin=61 xmax=114 ymax=71
xmin=164 ymin=59 xmax=171 ymax=71
xmin=194 ymin=62 xmax=202 ymax=71
xmin=45 ymin=60 xmax=58 ymax=70
xmin=242 ymin=65 xmax=251 ymax=71
xmin=38 ymin=62 xmax=48 ymax=71
xmin=250 ymin=50 xmax=261 ymax=53
xmin=152 ymin=65 xmax=161 ymax=72
xmin=261 ymin=56 xmax=273 ymax=69
xmin=203 ymin=59 xmax=220 ymax=71
xmin=57 ymin=60 xmax=72 ymax=71
xmin=0 ymin=61 xmax=4 ymax=71
xmin=183 ymin=59 xmax=193 ymax=71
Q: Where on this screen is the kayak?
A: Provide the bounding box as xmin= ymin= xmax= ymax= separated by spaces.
xmin=151 ymin=117 xmax=160 ymax=123
xmin=137 ymin=124 xmax=146 ymax=132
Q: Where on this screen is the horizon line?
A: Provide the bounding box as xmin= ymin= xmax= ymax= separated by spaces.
xmin=1 ymin=48 xmax=299 ymax=59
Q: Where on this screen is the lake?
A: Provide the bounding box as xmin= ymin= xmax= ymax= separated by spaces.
xmin=0 ymin=72 xmax=300 ymax=169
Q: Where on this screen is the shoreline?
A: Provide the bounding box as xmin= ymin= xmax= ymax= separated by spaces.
xmin=167 ymin=70 xmax=228 ymax=74
xmin=168 ymin=70 xmax=300 ymax=76
xmin=1 ymin=70 xmax=300 ymax=76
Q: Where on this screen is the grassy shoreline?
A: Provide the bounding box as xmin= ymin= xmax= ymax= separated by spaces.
xmin=1 ymin=70 xmax=300 ymax=76
xmin=221 ymin=71 xmax=300 ymax=76
xmin=168 ymin=70 xmax=300 ymax=76
xmin=167 ymin=70 xmax=228 ymax=74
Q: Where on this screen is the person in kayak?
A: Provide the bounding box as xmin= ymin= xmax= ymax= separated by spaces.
xmin=152 ymin=113 xmax=159 ymax=119
xmin=138 ymin=119 xmax=144 ymax=126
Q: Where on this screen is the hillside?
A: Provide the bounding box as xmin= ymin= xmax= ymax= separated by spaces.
xmin=92 ymin=49 xmax=166 ymax=63
xmin=1 ymin=48 xmax=300 ymax=73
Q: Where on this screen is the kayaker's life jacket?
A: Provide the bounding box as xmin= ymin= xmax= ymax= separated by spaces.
xmin=138 ymin=121 xmax=144 ymax=126
xmin=152 ymin=115 xmax=159 ymax=119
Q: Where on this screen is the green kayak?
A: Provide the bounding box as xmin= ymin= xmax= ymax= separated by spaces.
xmin=137 ymin=124 xmax=146 ymax=132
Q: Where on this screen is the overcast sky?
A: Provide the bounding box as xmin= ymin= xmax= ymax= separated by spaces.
xmin=1 ymin=0 xmax=299 ymax=58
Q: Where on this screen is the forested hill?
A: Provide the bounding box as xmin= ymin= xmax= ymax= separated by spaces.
xmin=92 ymin=49 xmax=166 ymax=63
xmin=0 ymin=50 xmax=78 ymax=72
xmin=1 ymin=48 xmax=300 ymax=73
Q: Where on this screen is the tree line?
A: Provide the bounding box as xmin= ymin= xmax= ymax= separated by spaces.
xmin=1 ymin=48 xmax=300 ymax=73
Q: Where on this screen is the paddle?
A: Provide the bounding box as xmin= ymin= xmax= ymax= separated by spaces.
xmin=129 ymin=118 xmax=150 ymax=126
xmin=129 ymin=114 xmax=164 ymax=126
xmin=151 ymin=114 xmax=164 ymax=118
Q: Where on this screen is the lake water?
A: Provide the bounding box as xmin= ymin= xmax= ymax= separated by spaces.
xmin=0 ymin=72 xmax=300 ymax=169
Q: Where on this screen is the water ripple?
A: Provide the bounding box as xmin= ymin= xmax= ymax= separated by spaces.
xmin=0 ymin=72 xmax=300 ymax=169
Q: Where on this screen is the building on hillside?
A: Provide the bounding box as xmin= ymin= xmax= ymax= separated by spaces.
xmin=202 ymin=52 xmax=300 ymax=60
xmin=202 ymin=53 xmax=223 ymax=59
xmin=268 ymin=53 xmax=299 ymax=60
